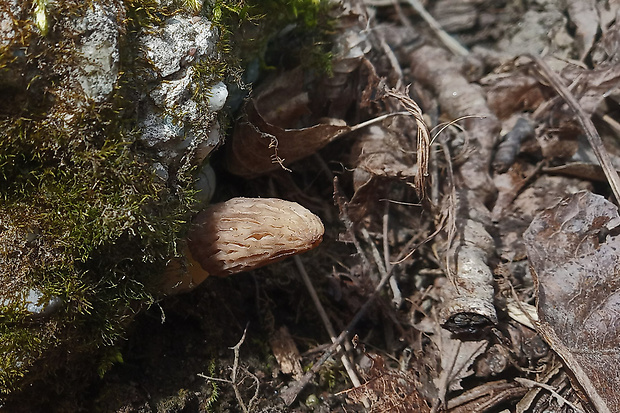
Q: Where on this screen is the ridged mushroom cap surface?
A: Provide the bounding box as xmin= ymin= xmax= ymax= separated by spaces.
xmin=188 ymin=197 xmax=324 ymax=276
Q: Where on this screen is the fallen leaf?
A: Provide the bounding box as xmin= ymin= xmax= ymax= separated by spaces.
xmin=347 ymin=353 xmax=430 ymax=413
xmin=565 ymin=0 xmax=599 ymax=60
xmin=226 ymin=69 xmax=352 ymax=177
xmin=356 ymin=124 xmax=415 ymax=172
xmin=430 ymin=319 xmax=488 ymax=405
xmin=269 ymin=326 xmax=304 ymax=380
xmin=561 ymin=63 xmax=620 ymax=116
xmin=524 ymin=190 xmax=620 ymax=413
xmin=485 ymin=73 xmax=548 ymax=120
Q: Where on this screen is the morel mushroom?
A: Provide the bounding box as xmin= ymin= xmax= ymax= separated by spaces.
xmin=163 ymin=197 xmax=324 ymax=293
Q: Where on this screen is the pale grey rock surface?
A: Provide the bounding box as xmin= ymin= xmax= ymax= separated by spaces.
xmin=137 ymin=14 xmax=227 ymax=192
xmin=72 ymin=1 xmax=121 ymax=102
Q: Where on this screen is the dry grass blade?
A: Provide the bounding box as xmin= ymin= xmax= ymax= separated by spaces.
xmin=529 ymin=55 xmax=620 ymax=203
xmin=384 ymin=88 xmax=431 ymax=200
xmin=293 ymin=256 xmax=369 ymax=408
xmin=402 ymin=0 xmax=469 ymax=57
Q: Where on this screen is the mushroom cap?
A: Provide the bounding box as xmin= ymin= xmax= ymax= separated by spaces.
xmin=188 ymin=197 xmax=324 ymax=277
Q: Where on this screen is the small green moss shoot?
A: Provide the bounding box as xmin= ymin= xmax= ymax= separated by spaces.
xmin=207 ymin=0 xmax=335 ymax=74
xmin=201 ymin=359 xmax=220 ymax=411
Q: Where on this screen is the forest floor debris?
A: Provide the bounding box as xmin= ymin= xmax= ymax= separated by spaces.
xmin=8 ymin=0 xmax=620 ymax=411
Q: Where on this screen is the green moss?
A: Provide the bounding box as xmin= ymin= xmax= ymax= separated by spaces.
xmin=207 ymin=0 xmax=335 ymax=74
xmin=0 ymin=110 xmax=196 ymax=396
xmin=0 ymin=0 xmax=201 ymax=398
xmin=202 ymin=359 xmax=220 ymax=411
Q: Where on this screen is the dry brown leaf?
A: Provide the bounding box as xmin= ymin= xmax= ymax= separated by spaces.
xmin=346 ymin=353 xmax=431 ymax=413
xmin=226 ymin=69 xmax=352 ymax=178
xmin=269 ymin=326 xmax=304 ymax=380
xmin=485 ymin=73 xmax=548 ymax=120
xmin=431 ymin=325 xmax=488 ymax=404
xmin=565 ymin=0 xmax=599 ymax=60
xmin=524 ymin=190 xmax=620 ymax=413
xmin=592 ymin=16 xmax=620 ymax=64
xmin=561 ymin=64 xmax=620 ymax=116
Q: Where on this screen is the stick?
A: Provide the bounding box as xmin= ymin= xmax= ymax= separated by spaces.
xmin=530 ymin=55 xmax=620 ymax=203
xmin=294 ymin=256 xmax=369 ymax=408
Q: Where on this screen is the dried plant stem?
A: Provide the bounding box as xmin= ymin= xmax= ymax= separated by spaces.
xmin=334 ymin=179 xmax=378 ymax=283
xmin=198 ymin=326 xmax=259 ymax=413
xmin=530 ymin=54 xmax=620 ymax=202
xmin=360 ymin=226 xmax=402 ymax=307
xmin=348 ymin=111 xmax=412 ymax=133
xmin=515 ymin=378 xmax=586 ymax=413
xmin=403 ymin=0 xmax=469 ymax=57
xmin=445 ymin=380 xmax=528 ymax=410
xmin=370 ymin=30 xmax=404 ymax=90
xmin=293 ymin=256 xmax=369 ymax=408
xmin=281 ymin=249 xmax=401 ymax=405
xmin=383 ymin=88 xmax=431 ymax=200
xmin=382 ymin=203 xmax=394 ymax=288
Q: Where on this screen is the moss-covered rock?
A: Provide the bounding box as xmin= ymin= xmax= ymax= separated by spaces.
xmin=0 ymin=0 xmax=334 ymax=406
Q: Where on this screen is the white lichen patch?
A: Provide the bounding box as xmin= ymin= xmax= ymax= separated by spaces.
xmin=0 ymin=0 xmax=21 ymax=48
xmin=137 ymin=14 xmax=227 ymax=189
xmin=140 ymin=15 xmax=216 ymax=78
xmin=73 ymin=2 xmax=121 ymax=102
xmin=207 ymin=81 xmax=228 ymax=111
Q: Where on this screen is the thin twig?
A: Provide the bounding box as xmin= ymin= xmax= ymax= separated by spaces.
xmin=360 ymin=226 xmax=402 ymax=307
xmin=363 ymin=0 xmax=470 ymax=57
xmin=196 ymin=374 xmax=232 ymax=384
xmin=334 ymin=179 xmax=378 ymax=284
xmin=390 ymin=217 xmax=445 ymax=265
xmin=404 ymin=0 xmax=469 ymax=57
xmin=198 ymin=325 xmax=254 ymax=413
xmin=280 ymin=249 xmax=401 ymax=405
xmin=382 ymin=201 xmax=393 ymax=283
xmin=240 ymin=366 xmax=261 ymax=412
xmin=530 ymin=54 xmax=620 ymax=203
xmin=515 ymin=378 xmax=586 ymax=413
xmin=294 ymin=256 xmax=369 ymax=408
xmin=438 ymin=134 xmax=457 ymax=285
xmin=231 ymin=326 xmax=250 ymax=413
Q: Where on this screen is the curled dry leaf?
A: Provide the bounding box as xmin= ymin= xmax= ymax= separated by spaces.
xmin=163 ymin=197 xmax=324 ymax=294
xmin=524 ymin=190 xmax=620 ymax=413
xmin=226 ymin=69 xmax=352 ymax=178
xmin=351 ymin=124 xmax=418 ymax=183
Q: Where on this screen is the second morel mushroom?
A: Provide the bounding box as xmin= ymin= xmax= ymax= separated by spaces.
xmin=163 ymin=197 xmax=325 ymax=293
